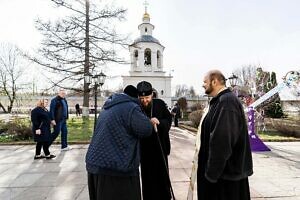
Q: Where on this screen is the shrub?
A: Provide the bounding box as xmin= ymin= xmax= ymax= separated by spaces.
xmin=5 ymin=117 xmax=32 ymax=141
xmin=190 ymin=102 xmax=205 ymax=112
xmin=0 ymin=120 xmax=8 ymax=135
xmin=188 ymin=110 xmax=204 ymax=128
xmin=270 ymin=118 xmax=300 ymax=138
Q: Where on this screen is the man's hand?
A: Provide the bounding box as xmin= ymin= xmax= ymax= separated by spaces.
xmin=51 ymin=120 xmax=56 ymax=126
xmin=150 ymin=117 xmax=160 ymax=133
xmin=35 ymin=129 xmax=41 ymax=135
xmin=150 ymin=117 xmax=160 ymax=126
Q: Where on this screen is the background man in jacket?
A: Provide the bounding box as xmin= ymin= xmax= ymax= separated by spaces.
xmin=49 ymin=89 xmax=70 ymax=151
xmin=85 ymin=85 xmax=152 ymax=200
xmin=171 ymin=102 xmax=181 ymax=127
xmin=197 ymin=70 xmax=253 ymax=200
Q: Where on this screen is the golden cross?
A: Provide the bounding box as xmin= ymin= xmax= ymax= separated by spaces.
xmin=143 ymin=0 xmax=149 ymax=13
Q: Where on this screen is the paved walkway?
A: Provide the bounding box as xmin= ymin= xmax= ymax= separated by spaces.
xmin=0 ymin=127 xmax=299 ymax=199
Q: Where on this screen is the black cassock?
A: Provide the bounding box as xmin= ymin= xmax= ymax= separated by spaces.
xmin=140 ymin=99 xmax=172 ymax=200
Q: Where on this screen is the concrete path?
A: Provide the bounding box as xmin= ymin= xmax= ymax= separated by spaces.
xmin=0 ymin=127 xmax=299 ymax=199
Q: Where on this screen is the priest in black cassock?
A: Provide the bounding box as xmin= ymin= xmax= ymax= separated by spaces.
xmin=137 ymin=81 xmax=173 ymax=200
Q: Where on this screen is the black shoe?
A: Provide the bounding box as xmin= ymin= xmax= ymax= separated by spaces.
xmin=45 ymin=154 xmax=56 ymax=159
xmin=34 ymin=155 xmax=45 ymax=160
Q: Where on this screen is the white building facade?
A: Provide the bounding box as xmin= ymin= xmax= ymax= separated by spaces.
xmin=123 ymin=10 xmax=172 ymax=106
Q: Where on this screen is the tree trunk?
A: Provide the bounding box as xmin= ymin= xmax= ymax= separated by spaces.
xmin=82 ymin=0 xmax=90 ymax=119
xmin=0 ymin=102 xmax=7 ymax=113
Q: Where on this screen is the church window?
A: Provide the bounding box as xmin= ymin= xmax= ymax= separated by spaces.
xmin=133 ymin=50 xmax=138 ymax=68
xmin=157 ymin=50 xmax=162 ymax=68
xmin=152 ymin=89 xmax=158 ymax=98
xmin=144 ymin=48 xmax=151 ymax=65
xmin=145 ymin=27 xmax=148 ymax=33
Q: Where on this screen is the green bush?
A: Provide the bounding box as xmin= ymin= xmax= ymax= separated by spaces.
xmin=0 ymin=120 xmax=8 ymax=134
xmin=188 ymin=110 xmax=204 ymax=128
xmin=0 ymin=117 xmax=32 ymax=141
xmin=270 ymin=118 xmax=300 ymax=138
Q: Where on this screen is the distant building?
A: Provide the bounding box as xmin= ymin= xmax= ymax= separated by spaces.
xmin=122 ymin=7 xmax=172 ymax=106
xmin=279 ymin=83 xmax=300 ymax=119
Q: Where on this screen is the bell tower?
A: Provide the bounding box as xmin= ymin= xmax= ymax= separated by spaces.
xmin=123 ymin=2 xmax=172 ymax=106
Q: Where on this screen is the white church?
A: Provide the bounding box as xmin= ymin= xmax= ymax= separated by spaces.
xmin=122 ymin=7 xmax=172 ymax=106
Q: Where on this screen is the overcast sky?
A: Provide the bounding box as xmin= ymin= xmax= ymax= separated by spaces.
xmin=0 ymin=0 xmax=300 ymax=94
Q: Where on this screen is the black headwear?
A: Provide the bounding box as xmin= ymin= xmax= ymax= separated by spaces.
xmin=123 ymin=85 xmax=138 ymax=98
xmin=137 ymin=81 xmax=153 ymax=96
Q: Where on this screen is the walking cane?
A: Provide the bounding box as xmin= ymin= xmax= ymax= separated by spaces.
xmin=154 ymin=124 xmax=176 ymax=200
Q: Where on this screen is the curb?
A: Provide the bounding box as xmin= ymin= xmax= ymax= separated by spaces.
xmin=0 ymin=141 xmax=91 ymax=145
xmin=179 ymin=125 xmax=300 ymax=142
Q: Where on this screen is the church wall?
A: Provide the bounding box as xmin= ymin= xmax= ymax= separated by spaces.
xmin=0 ymin=95 xmax=105 ymax=114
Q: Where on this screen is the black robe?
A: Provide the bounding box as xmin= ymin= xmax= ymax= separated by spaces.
xmin=140 ymin=98 xmax=172 ymax=200
xmin=197 ymin=89 xmax=252 ymax=200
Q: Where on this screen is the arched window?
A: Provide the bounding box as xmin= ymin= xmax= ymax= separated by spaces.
xmin=133 ymin=50 xmax=138 ymax=68
xmin=152 ymin=88 xmax=158 ymax=98
xmin=157 ymin=50 xmax=162 ymax=68
xmin=144 ymin=48 xmax=151 ymax=65
xmin=145 ymin=27 xmax=148 ymax=33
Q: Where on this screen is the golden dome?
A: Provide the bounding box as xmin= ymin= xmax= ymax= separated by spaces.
xmin=143 ymin=12 xmax=150 ymax=19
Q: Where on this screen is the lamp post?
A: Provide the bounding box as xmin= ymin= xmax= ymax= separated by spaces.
xmin=228 ymin=73 xmax=238 ymax=96
xmin=228 ymin=73 xmax=238 ymax=88
xmin=93 ymin=72 xmax=106 ymax=131
xmin=84 ymin=71 xmax=106 ymax=131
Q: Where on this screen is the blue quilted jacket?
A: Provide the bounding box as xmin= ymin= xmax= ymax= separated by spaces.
xmin=85 ymin=93 xmax=152 ymax=176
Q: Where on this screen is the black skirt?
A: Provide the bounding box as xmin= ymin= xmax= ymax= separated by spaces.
xmin=88 ymin=173 xmax=141 ymax=200
xmin=197 ymin=176 xmax=251 ymax=200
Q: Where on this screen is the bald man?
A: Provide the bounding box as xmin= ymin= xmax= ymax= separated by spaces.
xmin=197 ymin=70 xmax=253 ymax=200
xmin=50 ymin=89 xmax=70 ymax=150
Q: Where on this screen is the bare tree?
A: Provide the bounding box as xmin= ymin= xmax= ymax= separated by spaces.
xmin=189 ymin=86 xmax=197 ymax=98
xmin=0 ymin=43 xmax=28 ymax=113
xmin=29 ymin=0 xmax=129 ymax=117
xmin=175 ymin=84 xmax=189 ymax=97
xmin=232 ymin=64 xmax=257 ymax=96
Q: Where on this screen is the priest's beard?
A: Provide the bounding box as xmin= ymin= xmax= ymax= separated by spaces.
xmin=141 ymin=102 xmax=153 ymax=117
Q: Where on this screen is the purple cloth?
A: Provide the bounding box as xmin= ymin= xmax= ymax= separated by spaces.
xmin=247 ymin=107 xmax=270 ymax=152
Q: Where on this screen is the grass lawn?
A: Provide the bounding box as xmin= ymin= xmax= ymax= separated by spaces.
xmin=0 ymin=117 xmax=95 ymax=144
xmin=63 ymin=117 xmax=94 ymax=142
xmin=257 ymin=130 xmax=300 ymax=142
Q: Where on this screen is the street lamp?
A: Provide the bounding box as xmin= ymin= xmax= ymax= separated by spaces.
xmin=84 ymin=71 xmax=106 ymax=131
xmin=228 ymin=73 xmax=239 ymax=96
xmin=93 ymin=72 xmax=106 ymax=131
xmin=228 ymin=73 xmax=238 ymax=87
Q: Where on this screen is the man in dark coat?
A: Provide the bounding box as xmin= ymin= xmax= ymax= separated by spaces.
xmin=49 ymin=89 xmax=70 ymax=150
xmin=197 ymin=70 xmax=253 ymax=200
xmin=171 ymin=102 xmax=181 ymax=127
xmin=85 ymin=85 xmax=153 ymax=200
xmin=137 ymin=81 xmax=173 ymax=200
xmin=75 ymin=103 xmax=81 ymax=116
